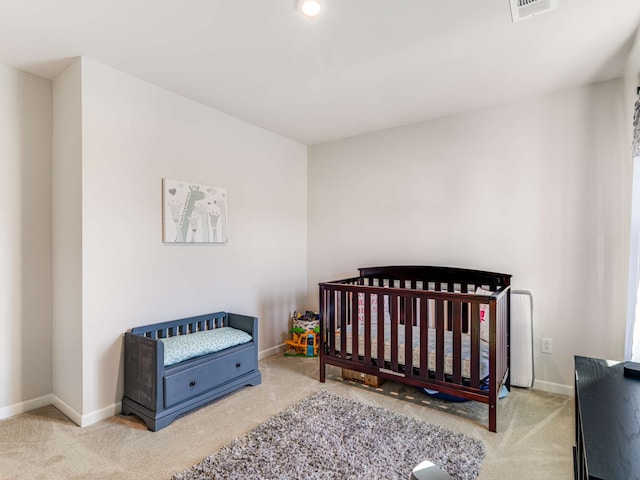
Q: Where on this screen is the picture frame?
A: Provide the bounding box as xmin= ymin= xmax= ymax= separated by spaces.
xmin=162 ymin=178 xmax=228 ymax=243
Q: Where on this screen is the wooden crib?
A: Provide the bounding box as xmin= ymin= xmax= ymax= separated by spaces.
xmin=319 ymin=266 xmax=511 ymax=432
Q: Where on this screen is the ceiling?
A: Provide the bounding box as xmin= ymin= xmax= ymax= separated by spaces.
xmin=1 ymin=0 xmax=639 ymax=146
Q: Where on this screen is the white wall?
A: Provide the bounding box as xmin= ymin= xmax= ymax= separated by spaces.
xmin=0 ymin=64 xmax=52 ymax=416
xmin=52 ymin=59 xmax=84 ymax=418
xmin=77 ymin=58 xmax=307 ymax=422
xmin=308 ymin=79 xmax=630 ymax=394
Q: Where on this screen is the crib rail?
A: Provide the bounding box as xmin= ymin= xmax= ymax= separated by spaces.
xmin=358 ymin=265 xmax=511 ymax=291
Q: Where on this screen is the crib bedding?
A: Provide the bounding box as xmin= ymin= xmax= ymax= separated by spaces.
xmin=336 ymin=324 xmax=490 ymax=380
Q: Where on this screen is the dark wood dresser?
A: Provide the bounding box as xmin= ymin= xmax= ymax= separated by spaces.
xmin=574 ymin=355 xmax=640 ymax=479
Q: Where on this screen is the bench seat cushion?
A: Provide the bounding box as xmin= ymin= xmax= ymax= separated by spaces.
xmin=160 ymin=327 xmax=253 ymax=367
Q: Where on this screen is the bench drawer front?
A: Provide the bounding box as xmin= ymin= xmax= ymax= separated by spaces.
xmin=164 ymin=350 xmax=255 ymax=408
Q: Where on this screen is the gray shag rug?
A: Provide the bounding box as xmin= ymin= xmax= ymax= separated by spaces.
xmin=173 ymin=391 xmax=485 ymax=480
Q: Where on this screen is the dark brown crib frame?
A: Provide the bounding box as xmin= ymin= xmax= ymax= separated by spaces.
xmin=319 ymin=266 xmax=511 ymax=432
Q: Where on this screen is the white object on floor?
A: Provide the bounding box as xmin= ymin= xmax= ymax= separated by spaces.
xmin=410 ymin=460 xmax=453 ymax=480
xmin=511 ymin=290 xmax=535 ymax=388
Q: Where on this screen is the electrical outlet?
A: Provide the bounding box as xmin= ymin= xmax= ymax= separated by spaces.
xmin=541 ymin=337 xmax=553 ymax=354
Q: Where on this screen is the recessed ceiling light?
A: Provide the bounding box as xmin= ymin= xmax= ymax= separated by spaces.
xmin=298 ymin=0 xmax=323 ymax=18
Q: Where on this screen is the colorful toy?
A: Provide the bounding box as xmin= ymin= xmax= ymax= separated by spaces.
xmin=285 ymin=327 xmax=320 ymax=356
xmin=285 ymin=311 xmax=320 ymax=357
xmin=306 ymin=333 xmax=315 ymax=356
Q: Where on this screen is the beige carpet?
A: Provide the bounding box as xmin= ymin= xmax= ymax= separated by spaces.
xmin=0 ymin=355 xmax=573 ymax=479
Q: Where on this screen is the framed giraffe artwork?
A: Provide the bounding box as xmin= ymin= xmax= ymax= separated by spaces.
xmin=162 ymin=178 xmax=228 ymax=243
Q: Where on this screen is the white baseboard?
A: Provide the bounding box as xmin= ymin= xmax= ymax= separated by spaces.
xmin=0 ymin=393 xmax=55 ymax=421
xmin=50 ymin=394 xmax=83 ymax=426
xmin=533 ymin=379 xmax=574 ymax=396
xmin=81 ymin=401 xmax=122 ymax=427
xmin=50 ymin=395 xmax=122 ymax=427
xmin=259 ymin=343 xmax=285 ymax=359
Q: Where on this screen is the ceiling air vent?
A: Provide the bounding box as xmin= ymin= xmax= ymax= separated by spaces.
xmin=509 ymin=0 xmax=557 ymax=22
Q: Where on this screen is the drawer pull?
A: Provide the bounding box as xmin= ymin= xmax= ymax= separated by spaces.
xmin=236 ymin=362 xmax=241 ymax=368
xmin=189 ymin=381 xmax=196 ymax=387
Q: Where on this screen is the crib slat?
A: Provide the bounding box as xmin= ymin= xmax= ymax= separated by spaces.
xmin=461 ymin=284 xmax=469 ymax=332
xmin=405 ymin=295 xmax=414 ymax=375
xmin=364 ymin=292 xmax=372 ymax=364
xmin=390 ymin=294 xmax=399 ymax=372
xmin=471 ymin=302 xmax=480 ymax=388
xmin=328 ymin=290 xmax=336 ymax=356
xmin=411 ymin=280 xmax=418 ymax=326
xmin=452 ymin=301 xmax=462 ymax=384
xmin=419 ymin=297 xmax=428 ymax=376
xmin=436 ymin=299 xmax=445 ymax=381
xmin=351 ymin=292 xmax=359 ymax=361
xmin=377 ymin=294 xmax=385 ymax=370
xmin=340 ymin=290 xmax=347 ymax=359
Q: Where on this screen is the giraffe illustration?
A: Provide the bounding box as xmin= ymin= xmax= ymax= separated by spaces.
xmin=178 ymin=186 xmax=205 ymax=242
xmin=194 ymin=204 xmax=209 ymax=242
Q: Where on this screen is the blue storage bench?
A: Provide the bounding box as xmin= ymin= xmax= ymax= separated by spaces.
xmin=121 ymin=311 xmax=262 ymax=431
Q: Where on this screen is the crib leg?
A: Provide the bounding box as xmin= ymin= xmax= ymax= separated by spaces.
xmin=489 ymin=402 xmax=497 ymax=432
xmin=319 ymin=360 xmax=326 ymax=383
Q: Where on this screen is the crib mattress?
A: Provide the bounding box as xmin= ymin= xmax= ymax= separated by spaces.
xmin=335 ymin=325 xmax=489 ymax=380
